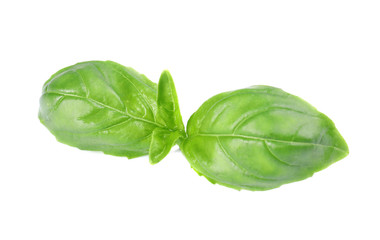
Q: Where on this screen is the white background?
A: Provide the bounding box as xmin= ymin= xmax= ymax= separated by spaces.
xmin=1 ymin=1 xmax=379 ymax=239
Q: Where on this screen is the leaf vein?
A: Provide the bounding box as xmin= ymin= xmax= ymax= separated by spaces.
xmin=112 ymin=68 xmax=156 ymax=121
xmin=217 ymin=137 xmax=269 ymax=180
xmin=263 ymin=140 xmax=299 ymax=166
xmin=42 ymin=91 xmax=164 ymax=128
xmin=90 ymin=62 xmax=126 ymax=111
xmin=194 ymin=133 xmax=347 ymax=153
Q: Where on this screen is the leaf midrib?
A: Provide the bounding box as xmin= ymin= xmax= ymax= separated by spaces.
xmin=43 ymin=91 xmax=165 ymax=128
xmin=192 ymin=133 xmax=348 ymax=153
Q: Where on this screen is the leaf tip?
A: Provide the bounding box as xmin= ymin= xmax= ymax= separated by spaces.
xmin=159 ymin=69 xmax=172 ymax=82
xmin=149 ymin=155 xmax=161 ymax=165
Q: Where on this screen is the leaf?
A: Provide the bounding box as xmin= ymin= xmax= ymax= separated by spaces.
xmin=181 ymin=85 xmax=349 ymax=191
xmin=155 ymin=70 xmax=185 ymax=131
xmin=149 ymin=70 xmax=185 ymax=164
xmin=39 ymin=61 xmax=163 ymax=158
xmin=149 ymin=128 xmax=182 ymax=164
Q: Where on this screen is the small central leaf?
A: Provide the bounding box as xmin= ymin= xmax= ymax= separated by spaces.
xmin=148 ymin=70 xmax=186 ymax=164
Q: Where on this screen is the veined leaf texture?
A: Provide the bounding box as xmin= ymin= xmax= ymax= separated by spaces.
xmin=39 ymin=61 xmax=348 ymax=191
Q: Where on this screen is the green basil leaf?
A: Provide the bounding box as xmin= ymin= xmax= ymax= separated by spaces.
xmin=155 ymin=70 xmax=185 ymax=132
xmin=149 ymin=128 xmax=182 ymax=164
xmin=149 ymin=70 xmax=185 ymax=164
xmin=181 ymin=85 xmax=349 ymax=191
xmin=39 ymin=61 xmax=163 ymax=158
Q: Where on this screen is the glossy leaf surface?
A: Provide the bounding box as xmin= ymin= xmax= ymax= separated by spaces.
xmin=181 ymin=86 xmax=349 ymax=191
xmin=39 ymin=61 xmax=163 ymax=158
xmin=149 ymin=70 xmax=185 ymax=164
xmin=149 ymin=128 xmax=182 ymax=164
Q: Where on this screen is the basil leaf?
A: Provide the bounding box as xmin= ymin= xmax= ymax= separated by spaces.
xmin=39 ymin=61 xmax=163 ymax=158
xmin=149 ymin=70 xmax=185 ymax=164
xmin=155 ymin=70 xmax=185 ymax=132
xmin=149 ymin=128 xmax=182 ymax=164
xmin=181 ymin=85 xmax=349 ymax=191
